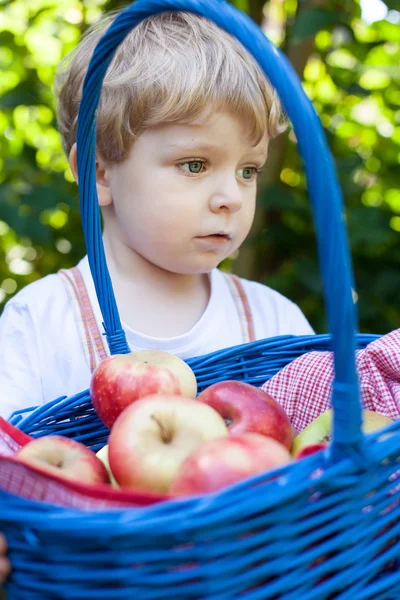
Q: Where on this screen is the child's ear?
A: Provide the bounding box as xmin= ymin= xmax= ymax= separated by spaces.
xmin=68 ymin=143 xmax=113 ymax=207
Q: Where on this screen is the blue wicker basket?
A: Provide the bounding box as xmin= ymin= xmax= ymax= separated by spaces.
xmin=2 ymin=0 xmax=400 ymax=598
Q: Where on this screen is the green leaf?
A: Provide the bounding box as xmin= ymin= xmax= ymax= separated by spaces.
xmin=259 ymin=183 xmax=299 ymax=210
xmin=0 ymin=80 xmax=42 ymax=109
xmin=383 ymin=0 xmax=400 ymax=10
xmin=292 ymin=8 xmax=339 ymax=42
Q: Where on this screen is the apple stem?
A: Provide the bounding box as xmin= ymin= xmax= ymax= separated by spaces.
xmin=151 ymin=415 xmax=172 ymax=443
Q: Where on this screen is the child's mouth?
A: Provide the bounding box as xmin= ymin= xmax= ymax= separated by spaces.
xmin=195 ymin=233 xmax=231 ymax=248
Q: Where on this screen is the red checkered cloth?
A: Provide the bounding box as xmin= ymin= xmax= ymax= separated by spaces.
xmin=261 ymin=328 xmax=400 ymax=432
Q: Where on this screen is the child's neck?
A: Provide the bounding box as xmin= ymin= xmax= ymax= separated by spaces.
xmin=102 ymin=231 xmax=211 ymax=338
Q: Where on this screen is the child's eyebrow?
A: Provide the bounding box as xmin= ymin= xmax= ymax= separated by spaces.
xmin=166 ymin=142 xmax=220 ymax=152
xmin=252 ymin=153 xmax=268 ymax=163
xmin=166 ymin=143 xmax=267 ymax=162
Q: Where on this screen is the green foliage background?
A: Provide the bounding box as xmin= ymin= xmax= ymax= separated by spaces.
xmin=0 ymin=0 xmax=399 ymax=335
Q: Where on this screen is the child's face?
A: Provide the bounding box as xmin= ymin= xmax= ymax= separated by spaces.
xmin=102 ymin=111 xmax=268 ymax=275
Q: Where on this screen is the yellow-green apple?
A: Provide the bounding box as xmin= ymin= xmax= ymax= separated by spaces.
xmin=292 ymin=409 xmax=393 ymax=457
xmin=170 ymin=432 xmax=292 ymax=496
xmin=90 ymin=350 xmax=197 ymax=428
xmin=108 ymin=394 xmax=228 ymax=493
xmin=196 ymin=380 xmax=293 ymax=450
xmin=16 ymin=436 xmax=110 ymax=484
xmin=96 ymin=445 xmax=119 ymax=487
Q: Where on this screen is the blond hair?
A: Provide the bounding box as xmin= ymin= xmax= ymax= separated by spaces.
xmin=55 ymin=10 xmax=286 ymax=163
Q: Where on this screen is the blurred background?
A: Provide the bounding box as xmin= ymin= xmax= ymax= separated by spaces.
xmin=0 ymin=0 xmax=398 ymax=334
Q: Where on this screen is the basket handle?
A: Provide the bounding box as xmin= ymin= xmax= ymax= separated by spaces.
xmin=76 ymin=0 xmax=364 ymax=458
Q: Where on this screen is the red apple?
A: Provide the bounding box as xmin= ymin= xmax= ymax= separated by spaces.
xmin=108 ymin=394 xmax=228 ymax=493
xmin=170 ymin=432 xmax=292 ymax=496
xmin=16 ymin=436 xmax=110 ymax=484
xmin=196 ymin=380 xmax=293 ymax=450
xmin=90 ymin=350 xmax=198 ymax=428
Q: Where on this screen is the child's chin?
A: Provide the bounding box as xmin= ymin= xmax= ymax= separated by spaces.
xmin=190 ymin=258 xmax=225 ymax=274
xmin=172 ymin=260 xmax=221 ymax=275
xmin=169 ymin=253 xmax=229 ymax=275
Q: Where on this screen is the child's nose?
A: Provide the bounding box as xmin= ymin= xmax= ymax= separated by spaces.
xmin=208 ymin=178 xmax=242 ymax=213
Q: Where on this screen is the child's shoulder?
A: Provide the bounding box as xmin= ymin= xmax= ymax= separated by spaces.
xmin=0 ymin=270 xmax=75 ymax=370
xmin=238 ymin=275 xmax=294 ymax=301
xmin=217 ymin=270 xmax=314 ymax=337
xmin=4 ymin=271 xmax=69 ymax=319
xmin=237 ymin=275 xmax=305 ymax=315
xmin=219 ymin=270 xmax=299 ymax=308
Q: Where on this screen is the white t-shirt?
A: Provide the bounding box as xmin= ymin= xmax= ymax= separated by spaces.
xmin=0 ymin=256 xmax=314 ymax=420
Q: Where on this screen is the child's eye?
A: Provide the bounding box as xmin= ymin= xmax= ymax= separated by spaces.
xmin=177 ymin=160 xmax=206 ymax=175
xmin=237 ymin=167 xmax=260 ymax=181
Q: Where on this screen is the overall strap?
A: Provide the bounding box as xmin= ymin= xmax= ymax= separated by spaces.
xmin=223 ymin=272 xmax=256 ymax=343
xmin=58 ymin=267 xmax=108 ymax=373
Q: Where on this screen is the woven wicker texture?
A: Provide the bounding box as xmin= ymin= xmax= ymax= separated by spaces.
xmin=1 ymin=0 xmax=399 ymax=598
